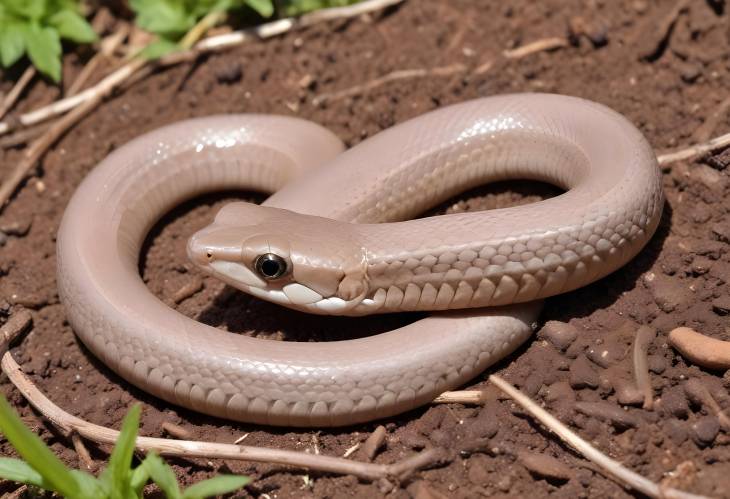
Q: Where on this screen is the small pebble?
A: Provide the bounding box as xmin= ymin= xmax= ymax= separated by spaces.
xmin=399 ymin=429 xmax=429 ymax=450
xmin=467 ymin=459 xmax=490 ymax=485
xmin=545 ymin=381 xmax=575 ymax=403
xmin=519 ymin=452 xmax=572 ymax=482
xmin=569 ymin=355 xmax=600 ymax=389
xmin=539 ymin=321 xmax=578 ymax=351
xmin=575 ymin=401 xmax=640 ymax=429
xmin=586 ymin=342 xmax=625 ymax=368
xmin=0 ymin=218 xmax=32 ymax=237
xmin=679 ymin=62 xmax=702 ymax=83
xmin=429 ymin=428 xmax=453 ymax=448
xmin=691 ymin=416 xmax=720 ymax=447
xmin=615 ymin=380 xmax=644 ymax=406
xmin=0 ymin=231 xmax=7 ymax=247
xmin=711 ymin=223 xmax=730 ymax=243
xmin=660 ymin=386 xmax=689 ymax=419
xmin=711 ymin=296 xmax=730 ymax=315
xmin=215 ymin=62 xmax=243 ymax=84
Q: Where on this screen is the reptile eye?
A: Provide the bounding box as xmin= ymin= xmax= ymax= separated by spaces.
xmin=254 ymin=253 xmax=288 ymax=280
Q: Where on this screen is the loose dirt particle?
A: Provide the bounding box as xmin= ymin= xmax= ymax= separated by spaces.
xmin=569 ymin=355 xmax=599 ymax=389
xmin=691 ymin=416 xmax=720 ymax=447
xmin=574 ymin=401 xmax=640 ymax=429
xmin=518 ymin=452 xmax=573 ymax=482
xmin=538 ymin=320 xmax=578 ymax=351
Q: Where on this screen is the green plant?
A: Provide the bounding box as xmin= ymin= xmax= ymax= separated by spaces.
xmin=0 ymin=0 xmax=97 ymax=82
xmin=0 ymin=395 xmax=250 ymax=498
xmin=129 ymin=0 xmax=275 ymax=58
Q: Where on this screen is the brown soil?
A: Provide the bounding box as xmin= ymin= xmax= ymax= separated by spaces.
xmin=2 ymin=0 xmax=730 ymax=497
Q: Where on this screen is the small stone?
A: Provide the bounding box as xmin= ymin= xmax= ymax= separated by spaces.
xmin=495 ymin=475 xmax=512 ymax=492
xmin=615 ymin=380 xmax=644 ymax=406
xmin=545 ymin=381 xmax=575 ymax=403
xmin=643 ymin=272 xmax=691 ymax=313
xmin=586 ymin=342 xmax=625 ymax=368
xmin=569 ymin=355 xmax=600 ymax=389
xmin=0 ymin=218 xmax=32 ymax=236
xmin=518 ymin=452 xmax=572 ymax=482
xmin=679 ymin=62 xmax=702 ymax=83
xmin=660 ymin=386 xmax=689 ymax=419
xmin=706 ymin=148 xmax=730 ymax=170
xmin=298 ymin=73 xmax=315 ymax=89
xmin=429 ymin=428 xmax=453 ymax=448
xmin=539 ymin=321 xmax=578 ymax=350
xmin=467 ymin=459 xmax=490 ymax=485
xmin=0 ymin=231 xmax=7 ymax=247
xmin=711 ymin=296 xmax=730 ymax=315
xmin=691 ymin=416 xmax=720 ymax=447
xmin=575 ymin=401 xmax=641 ymax=429
xmin=711 ymin=223 xmax=730 ymax=243
xmin=691 ymin=256 xmax=713 ymax=275
xmin=465 ymin=411 xmax=499 ymax=440
xmin=215 ymin=62 xmax=243 ymax=84
xmin=399 ymin=429 xmax=429 ymax=450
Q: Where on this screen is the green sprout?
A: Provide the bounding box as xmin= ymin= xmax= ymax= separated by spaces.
xmin=0 ymin=0 xmax=97 ymax=82
xmin=0 ymin=395 xmax=250 ymax=498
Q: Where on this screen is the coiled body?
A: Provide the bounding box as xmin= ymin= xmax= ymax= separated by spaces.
xmin=57 ymin=94 xmax=662 ymax=426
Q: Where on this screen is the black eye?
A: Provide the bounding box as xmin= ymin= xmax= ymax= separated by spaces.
xmin=254 ymin=253 xmax=288 ymax=280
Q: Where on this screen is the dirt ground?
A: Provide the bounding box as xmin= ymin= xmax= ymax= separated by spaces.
xmin=2 ymin=0 xmax=730 ymax=497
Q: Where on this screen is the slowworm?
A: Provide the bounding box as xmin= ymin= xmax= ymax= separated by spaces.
xmin=57 ymin=93 xmax=663 ymax=427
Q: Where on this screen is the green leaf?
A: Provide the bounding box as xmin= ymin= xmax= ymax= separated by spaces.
xmin=23 ymin=23 xmax=62 ymax=81
xmin=138 ymin=39 xmax=180 ymax=60
xmin=0 ymin=22 xmax=26 ymax=67
xmin=69 ymin=469 xmax=107 ymax=499
xmin=0 ymin=395 xmax=79 ymax=497
xmin=143 ymin=452 xmax=182 ymax=499
xmin=182 ymin=475 xmax=251 ymax=499
xmin=99 ymin=404 xmax=141 ymax=499
xmin=130 ymin=0 xmax=195 ymax=38
xmin=0 ymin=458 xmax=46 ymax=488
xmin=130 ymin=462 xmax=150 ymax=496
xmin=48 ymin=9 xmax=97 ymax=43
xmin=244 ymin=0 xmax=274 ymax=17
xmin=4 ymin=0 xmax=46 ymax=21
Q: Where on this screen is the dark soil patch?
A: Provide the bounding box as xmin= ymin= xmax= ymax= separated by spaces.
xmin=2 ymin=1 xmax=730 ymax=497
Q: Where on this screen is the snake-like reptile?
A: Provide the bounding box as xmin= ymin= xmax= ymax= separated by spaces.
xmin=57 ymin=94 xmax=663 ymax=427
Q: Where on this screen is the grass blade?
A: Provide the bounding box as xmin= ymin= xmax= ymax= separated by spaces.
xmin=130 ymin=462 xmax=150 ymax=496
xmin=143 ymin=452 xmax=182 ymax=499
xmin=100 ymin=404 xmax=141 ymax=499
xmin=0 ymin=457 xmax=45 ymax=487
xmin=182 ymin=475 xmax=251 ymax=499
xmin=0 ymin=395 xmax=79 ymax=497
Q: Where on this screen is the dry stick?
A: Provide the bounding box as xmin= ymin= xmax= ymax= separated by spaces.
xmin=0 ymin=66 xmax=35 ymax=120
xmin=71 ymin=432 xmax=96 ymax=471
xmin=502 ymin=37 xmax=568 ymax=59
xmin=632 ymin=326 xmax=655 ymax=410
xmin=0 ymin=59 xmax=145 ymax=210
xmin=66 ymin=24 xmax=131 ymax=97
xmin=489 ymin=375 xmax=710 ymax=499
xmin=312 ymin=36 xmax=568 ymax=105
xmin=432 ymin=390 xmax=486 ymax=405
xmin=0 ymin=334 xmax=440 ymax=482
xmin=0 ymin=0 xmax=404 ymax=137
xmin=657 ymin=130 xmax=730 ymax=166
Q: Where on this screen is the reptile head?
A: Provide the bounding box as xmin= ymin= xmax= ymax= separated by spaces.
xmin=187 ymin=202 xmax=369 ymax=314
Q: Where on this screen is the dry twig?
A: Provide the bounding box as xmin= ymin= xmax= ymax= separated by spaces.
xmin=489 ymin=375 xmax=709 ymax=499
xmin=0 ymin=66 xmax=35 ymax=120
xmin=66 ymin=24 xmax=131 ymax=97
xmin=657 ymin=130 xmax=730 ymax=166
xmin=632 ymin=326 xmax=655 ymax=410
xmin=432 ymin=390 xmax=486 ymax=405
xmin=502 ymin=37 xmax=568 ymax=59
xmin=71 ymin=432 xmax=96 ymax=471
